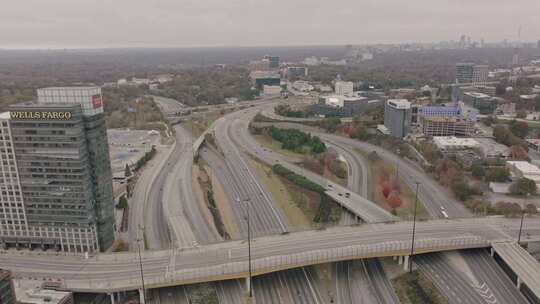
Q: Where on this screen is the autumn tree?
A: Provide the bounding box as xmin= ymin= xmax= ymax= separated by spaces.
xmin=387 ymin=194 xmax=403 ymax=210
xmin=510 ymin=178 xmax=537 ymax=196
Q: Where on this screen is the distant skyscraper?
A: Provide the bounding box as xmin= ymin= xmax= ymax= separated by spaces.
xmin=0 ymin=87 xmax=114 ymax=253
xmin=512 ymin=48 xmax=520 ymax=66
xmin=264 ymin=55 xmax=280 ymax=69
xmin=384 ymin=99 xmax=412 ymax=138
xmin=456 ymin=63 xmax=475 ymax=84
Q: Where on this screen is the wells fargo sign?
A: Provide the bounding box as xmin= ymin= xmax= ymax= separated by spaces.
xmin=10 ymin=111 xmax=73 ymax=120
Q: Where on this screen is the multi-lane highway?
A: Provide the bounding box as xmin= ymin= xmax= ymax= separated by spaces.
xmin=210 ymin=106 xmax=323 ymax=303
xmin=258 ymin=103 xmax=531 ymax=303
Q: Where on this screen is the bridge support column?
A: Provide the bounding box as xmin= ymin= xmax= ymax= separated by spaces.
xmin=398 ymin=256 xmax=403 ymax=265
xmin=109 ymin=292 xmax=115 ymax=304
xmin=245 ymin=277 xmax=254 ymax=304
xmin=403 ymin=255 xmax=410 ymax=271
xmin=393 ymin=255 xmax=397 ymax=261
xmin=517 ymin=277 xmax=522 ymax=289
xmin=490 ymin=247 xmax=495 ymax=257
xmin=139 ymin=289 xmax=145 ymax=304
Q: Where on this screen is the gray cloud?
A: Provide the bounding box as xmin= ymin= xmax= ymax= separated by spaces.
xmin=1 ymin=0 xmax=539 ymax=48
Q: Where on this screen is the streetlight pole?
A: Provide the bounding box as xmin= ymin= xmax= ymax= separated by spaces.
xmin=246 ymin=200 xmax=253 ymax=299
xmin=136 ymin=225 xmax=147 ymax=304
xmin=237 ymin=197 xmax=253 ymax=299
xmin=517 ymin=194 xmax=528 ymax=244
xmin=518 ymin=211 xmax=525 ymax=244
xmin=409 ymin=182 xmax=420 ymax=273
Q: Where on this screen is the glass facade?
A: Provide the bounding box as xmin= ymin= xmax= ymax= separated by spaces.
xmin=6 ymin=103 xmax=114 ymax=251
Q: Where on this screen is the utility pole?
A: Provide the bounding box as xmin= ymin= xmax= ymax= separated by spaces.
xmin=409 ymin=182 xmax=420 ymax=273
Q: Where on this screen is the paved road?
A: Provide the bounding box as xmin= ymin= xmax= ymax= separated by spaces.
xmin=228 ymin=111 xmax=396 ymax=223
xmin=210 ymin=111 xmax=321 ymax=303
xmin=2 ymin=217 xmax=539 ymax=293
xmin=328 ymin=141 xmax=398 ymax=304
xmin=128 ymin=143 xmax=175 ymax=250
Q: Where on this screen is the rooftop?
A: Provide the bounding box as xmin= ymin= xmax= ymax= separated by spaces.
xmin=38 ymin=86 xmax=99 ymax=91
xmin=15 ymin=286 xmax=72 ymax=304
xmin=387 ymin=99 xmax=410 ymax=109
xmin=0 ymin=112 xmax=10 ymax=120
xmin=464 ymin=92 xmax=491 ymax=98
xmin=507 ymin=161 xmax=540 ymax=175
xmin=433 ymin=136 xmax=479 ymax=148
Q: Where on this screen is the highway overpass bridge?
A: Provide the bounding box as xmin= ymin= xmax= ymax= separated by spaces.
xmin=1 ymin=217 xmax=540 ymax=294
xmin=492 ymin=242 xmax=540 ymax=303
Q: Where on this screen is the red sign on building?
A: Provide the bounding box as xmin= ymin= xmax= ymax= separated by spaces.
xmin=92 ymin=95 xmax=103 ymax=109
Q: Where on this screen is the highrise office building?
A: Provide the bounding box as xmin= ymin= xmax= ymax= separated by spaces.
xmin=0 ymin=87 xmax=114 ymax=253
xmin=456 ymin=63 xmax=488 ymax=85
xmin=384 ymin=99 xmax=412 ymax=138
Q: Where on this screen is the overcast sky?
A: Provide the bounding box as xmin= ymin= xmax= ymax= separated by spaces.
xmin=2 ymin=0 xmax=539 ymax=49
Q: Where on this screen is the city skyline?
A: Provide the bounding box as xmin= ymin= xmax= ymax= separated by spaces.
xmin=2 ymin=0 xmax=540 ymax=49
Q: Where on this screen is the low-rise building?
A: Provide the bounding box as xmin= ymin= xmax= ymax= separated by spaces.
xmin=475 ymin=138 xmax=510 ymax=160
xmin=462 ymin=92 xmax=496 ymax=114
xmin=520 ymin=94 xmax=538 ymax=102
xmin=495 ymin=103 xmax=516 ymax=116
xmin=433 ymin=136 xmax=479 ymax=152
xmin=286 ymin=66 xmax=308 ymax=78
xmin=312 ymin=95 xmax=380 ymax=117
xmin=335 ymin=81 xmax=354 ymax=96
xmin=422 ymin=116 xmax=475 ymax=137
xmin=15 ymin=286 xmax=73 ymax=304
xmin=249 ymin=71 xmax=280 ymax=89
xmin=292 ymin=81 xmax=314 ymax=92
xmin=506 ymin=161 xmax=540 ymax=188
xmin=263 ymin=85 xmax=282 ymax=96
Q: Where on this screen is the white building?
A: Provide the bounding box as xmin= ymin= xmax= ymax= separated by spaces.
xmin=335 ymin=81 xmax=354 ymax=96
xmin=323 ymin=95 xmax=344 ymax=108
xmin=433 ymin=136 xmax=479 ymax=152
xmin=292 ymin=81 xmax=314 ymax=92
xmin=263 ymin=85 xmax=282 ymax=96
xmin=15 ymin=285 xmax=73 ymax=304
xmin=506 ymin=161 xmax=540 ymax=189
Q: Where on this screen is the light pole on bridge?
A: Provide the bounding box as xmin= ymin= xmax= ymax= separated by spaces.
xmin=237 ymin=197 xmax=253 ymax=300
xmin=517 ymin=193 xmax=530 ymax=245
xmin=409 ymin=181 xmax=420 ymax=273
xmin=137 ymin=225 xmax=147 ymax=304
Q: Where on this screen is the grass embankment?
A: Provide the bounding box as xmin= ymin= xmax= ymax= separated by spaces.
xmin=272 ymin=164 xmax=341 ymax=224
xmin=249 ymin=158 xmax=341 ymax=229
xmin=393 ymin=271 xmax=449 ymax=304
xmin=196 ymin=160 xmax=230 ymax=240
xmin=357 ymin=150 xmax=429 ymax=220
xmin=252 ymin=129 xmax=347 ymax=186
xmin=182 ymin=110 xmax=223 ymax=137
xmin=253 ymin=133 xmax=306 ymax=159
xmin=248 ymin=158 xmax=313 ymax=229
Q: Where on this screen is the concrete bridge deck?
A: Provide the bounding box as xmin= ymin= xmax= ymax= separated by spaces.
xmin=492 ymin=242 xmax=540 ymax=303
xmin=1 ymin=217 xmax=540 ymax=293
